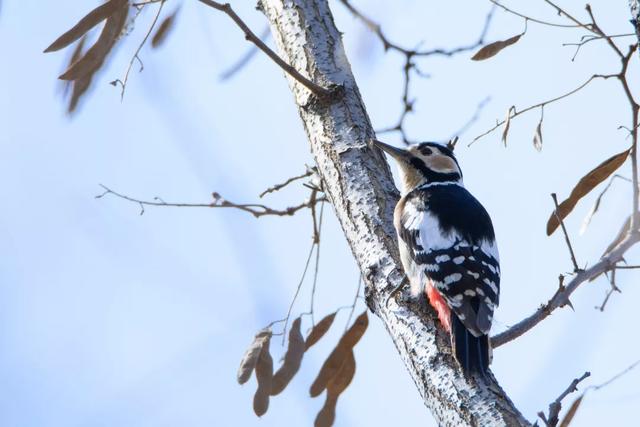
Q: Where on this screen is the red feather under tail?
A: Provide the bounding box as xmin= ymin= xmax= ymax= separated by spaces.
xmin=426 ymin=280 xmax=451 ymax=333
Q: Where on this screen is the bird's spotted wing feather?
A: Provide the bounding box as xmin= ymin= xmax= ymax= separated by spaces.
xmin=398 ymin=185 xmax=500 ymax=336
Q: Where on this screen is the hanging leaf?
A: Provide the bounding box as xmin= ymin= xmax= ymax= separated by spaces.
xmin=602 ymin=215 xmax=632 ymax=257
xmin=471 ymin=34 xmax=522 ymax=61
xmin=533 ymin=121 xmax=543 ymax=151
xmin=533 ymin=108 xmax=544 ymax=151
xmin=44 ymin=0 xmax=128 ymax=53
xmin=237 ymin=328 xmax=272 ymax=385
xmin=502 ymin=106 xmax=515 ymax=146
xmin=305 ymin=312 xmax=337 ymax=351
xmin=546 ymin=149 xmax=631 ymax=235
xmin=314 ymin=351 xmax=356 ymax=427
xmin=309 ymin=311 xmax=368 ymax=397
xmin=151 ymin=8 xmax=179 ymax=48
xmin=580 ymin=175 xmax=629 ymax=235
xmin=253 ymin=337 xmax=273 ymax=417
xmin=58 ymin=4 xmax=129 ymax=81
xmin=559 ymin=395 xmax=584 ymax=427
xmin=270 ymin=317 xmax=305 ymax=395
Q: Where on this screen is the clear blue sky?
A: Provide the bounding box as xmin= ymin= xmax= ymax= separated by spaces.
xmin=1 ymin=1 xmax=639 ymax=426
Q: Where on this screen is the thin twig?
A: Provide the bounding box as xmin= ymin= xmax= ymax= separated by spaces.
xmin=121 ymin=0 xmax=165 ymax=100
xmin=282 ymin=241 xmax=316 ymax=345
xmin=259 ymin=168 xmax=314 ymax=198
xmin=492 ymin=231 xmax=640 ymax=347
xmin=339 ymin=0 xmax=494 ymax=57
xmin=537 ymin=371 xmax=590 ymax=427
xmin=344 ymin=274 xmax=362 ymax=331
xmin=342 ymin=0 xmax=495 ymax=142
xmin=471 ymin=74 xmax=617 ymax=145
xmin=488 ymin=0 xmax=580 ymax=29
xmin=551 ymin=193 xmax=581 ymax=272
xmin=96 ymin=184 xmax=325 ymax=218
xmin=563 ymin=33 xmax=634 ymax=61
xmin=584 ymin=4 xmax=624 ymax=58
xmin=309 ymin=200 xmax=325 ymax=325
xmin=196 ymin=0 xmax=333 ymax=98
xmin=595 ymin=269 xmax=620 ymax=311
xmin=589 ymin=359 xmax=640 ymax=391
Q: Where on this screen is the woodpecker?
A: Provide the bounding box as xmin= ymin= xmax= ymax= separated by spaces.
xmin=373 ymin=140 xmax=500 ymax=376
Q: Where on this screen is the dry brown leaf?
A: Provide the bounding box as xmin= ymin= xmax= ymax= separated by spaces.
xmin=68 ymin=74 xmax=94 ymax=113
xmin=546 ymin=149 xmax=631 ymax=235
xmin=309 ymin=311 xmax=367 ymax=397
xmin=314 ymin=351 xmax=356 ymax=427
xmin=44 ymin=0 xmax=128 ymax=53
xmin=305 ymin=312 xmax=336 ymax=351
xmin=59 ymin=4 xmax=129 ymax=81
xmin=603 ymin=215 xmax=632 ymax=257
xmin=471 ymin=34 xmax=522 ymax=61
xmin=533 ymin=120 xmax=543 ymax=152
xmin=237 ymin=328 xmax=272 ymax=385
xmin=253 ymin=337 xmax=273 ymax=417
xmin=558 ymin=395 xmax=584 ymax=427
xmin=502 ymin=106 xmax=515 ymax=146
xmin=151 ymin=9 xmax=178 ymax=48
xmin=270 ymin=317 xmax=305 ymax=395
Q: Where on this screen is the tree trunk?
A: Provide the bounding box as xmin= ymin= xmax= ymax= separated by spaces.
xmin=631 ymin=1 xmax=640 ymax=53
xmin=257 ymin=0 xmax=531 ymax=425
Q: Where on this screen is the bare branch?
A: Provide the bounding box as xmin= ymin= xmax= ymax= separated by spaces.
xmin=121 ymin=0 xmax=165 ymax=100
xmin=551 ymin=193 xmax=581 ymax=272
xmin=537 ymin=371 xmax=590 ymax=427
xmin=96 ymin=184 xmax=325 ymax=218
xmin=259 ymin=167 xmax=315 ymax=198
xmin=344 ymin=275 xmax=362 ymax=331
xmin=341 ymin=0 xmax=495 ymax=143
xmin=471 ymin=74 xmax=617 ymax=145
xmin=595 ymin=269 xmax=620 ymax=312
xmin=282 ymin=240 xmax=316 ymax=344
xmin=339 ymin=0 xmax=494 ymax=57
xmin=196 ymin=0 xmax=333 ymax=99
xmin=492 ymin=231 xmax=640 ymax=347
xmin=588 ymin=359 xmax=640 ymax=391
xmin=309 ymin=200 xmax=325 ymax=324
xmin=488 ymin=0 xmax=580 ymax=29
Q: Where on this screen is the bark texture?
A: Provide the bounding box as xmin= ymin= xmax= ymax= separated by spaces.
xmin=631 ymin=0 xmax=640 ymax=53
xmin=257 ymin=0 xmax=531 ymax=425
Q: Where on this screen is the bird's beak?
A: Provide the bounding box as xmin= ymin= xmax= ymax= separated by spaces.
xmin=372 ymin=139 xmax=409 ymax=161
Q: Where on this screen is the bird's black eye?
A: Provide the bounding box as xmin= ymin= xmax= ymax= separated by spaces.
xmin=419 ymin=146 xmax=433 ymax=156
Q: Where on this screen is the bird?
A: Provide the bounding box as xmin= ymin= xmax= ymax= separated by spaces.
xmin=373 ymin=139 xmax=500 ymax=377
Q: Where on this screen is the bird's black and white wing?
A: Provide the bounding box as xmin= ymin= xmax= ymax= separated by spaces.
xmin=397 ymin=184 xmax=500 ymax=337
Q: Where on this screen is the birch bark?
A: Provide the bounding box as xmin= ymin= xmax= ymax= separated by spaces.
xmin=257 ymin=0 xmax=531 ymax=425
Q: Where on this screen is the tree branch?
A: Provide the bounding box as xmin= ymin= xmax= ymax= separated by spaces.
xmin=96 ymin=184 xmax=325 ymax=218
xmin=258 ymin=0 xmax=530 ymax=425
xmin=492 ymin=231 xmax=640 ymax=347
xmin=537 ymin=371 xmax=590 ymax=427
xmin=338 ymin=0 xmax=495 ymax=143
xmin=471 ymin=74 xmax=617 ymax=145
xmin=196 ymin=0 xmax=333 ymax=99
xmin=551 ymin=193 xmax=581 ymax=272
xmin=488 ymin=0 xmax=580 ymax=29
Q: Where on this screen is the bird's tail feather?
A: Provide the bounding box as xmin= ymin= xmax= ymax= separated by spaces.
xmin=451 ymin=313 xmax=490 ymax=377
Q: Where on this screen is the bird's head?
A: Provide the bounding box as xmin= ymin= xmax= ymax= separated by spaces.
xmin=373 ymin=140 xmax=463 ymax=194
